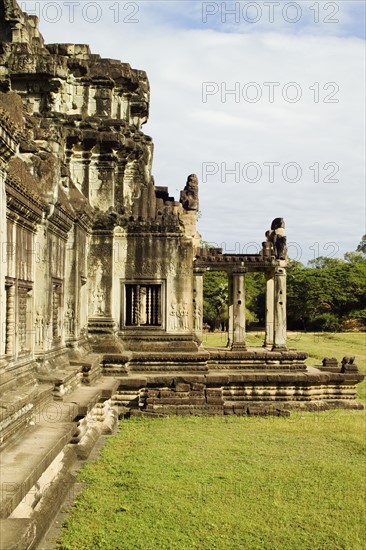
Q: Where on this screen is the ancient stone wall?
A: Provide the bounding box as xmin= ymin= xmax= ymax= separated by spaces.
xmin=0 ymin=0 xmax=200 ymax=383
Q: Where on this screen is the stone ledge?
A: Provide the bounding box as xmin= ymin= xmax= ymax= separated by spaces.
xmin=112 ymin=367 xmax=364 ymax=416
xmin=63 ymin=378 xmax=119 ymax=416
xmin=0 ymin=519 xmax=36 ymax=550
xmin=0 ymin=382 xmax=54 ymax=449
xmin=0 ymin=422 xmax=75 ymax=518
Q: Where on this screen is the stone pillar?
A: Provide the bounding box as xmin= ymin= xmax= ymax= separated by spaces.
xmin=272 ymin=265 xmax=287 ymax=350
xmin=264 ymin=269 xmax=275 ymax=348
xmin=5 ymin=284 xmax=15 ymax=356
xmin=193 ymin=268 xmax=204 ymax=346
xmin=0 ymin=163 xmax=6 ymax=357
xmin=82 ymin=152 xmax=91 ymax=198
xmin=227 ymin=272 xmax=233 ymax=348
xmin=229 ymin=268 xmax=246 ymax=350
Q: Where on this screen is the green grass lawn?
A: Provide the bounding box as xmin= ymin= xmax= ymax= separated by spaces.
xmin=59 ymin=414 xmax=365 ymax=550
xmin=58 ymin=332 xmax=366 ymax=550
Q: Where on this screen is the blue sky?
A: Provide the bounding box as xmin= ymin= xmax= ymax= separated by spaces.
xmin=139 ymin=1 xmax=365 ymax=38
xmin=21 ymin=0 xmax=366 ymax=262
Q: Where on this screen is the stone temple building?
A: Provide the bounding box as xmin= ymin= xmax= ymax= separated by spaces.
xmin=0 ymin=1 xmax=363 ymax=547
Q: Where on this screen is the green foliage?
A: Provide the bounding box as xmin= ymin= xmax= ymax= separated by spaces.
xmin=307 ymin=256 xmax=343 ymax=269
xmin=344 ymin=251 xmax=364 ymax=263
xmin=203 ymin=272 xmax=265 ymax=330
xmin=244 ymin=272 xmax=265 ymax=325
xmin=288 ymin=249 xmax=366 ymax=331
xmin=356 ymin=234 xmax=366 ymax=257
xmin=202 ymin=240 xmax=366 ymax=332
xmin=308 ymin=313 xmax=342 ymax=332
xmin=203 ymin=271 xmax=228 ymax=330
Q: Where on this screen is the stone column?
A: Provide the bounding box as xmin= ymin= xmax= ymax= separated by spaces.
xmin=5 ymin=284 xmax=15 ymax=356
xmin=272 ymin=264 xmax=287 ymax=350
xmin=82 ymin=152 xmax=91 ymax=198
xmin=264 ymin=269 xmax=275 ymax=348
xmin=0 ymin=163 xmax=6 ymax=357
xmin=193 ymin=268 xmax=204 ymax=346
xmin=229 ymin=268 xmax=247 ymax=350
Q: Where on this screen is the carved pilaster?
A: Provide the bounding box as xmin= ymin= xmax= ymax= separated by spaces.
xmin=18 ymin=287 xmax=27 ymax=352
xmin=231 ymin=268 xmax=247 ymax=350
xmin=193 ymin=268 xmax=205 ymax=346
xmin=264 ymin=269 xmax=275 ymax=348
xmin=272 ymin=265 xmax=287 ymax=350
xmin=5 ymin=283 xmax=15 ymax=356
xmin=0 ymin=163 xmax=6 ymax=357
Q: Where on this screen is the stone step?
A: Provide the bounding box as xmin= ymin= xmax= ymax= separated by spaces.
xmin=0 ymin=377 xmax=119 ymax=518
xmin=0 ymin=518 xmax=36 ymax=550
xmin=128 ymin=363 xmax=209 ymax=373
xmin=0 ymin=382 xmax=54 ymax=449
xmin=0 ymin=419 xmax=76 ymax=519
xmin=0 ymin=371 xmax=37 ymax=396
xmin=0 ymin=376 xmax=120 ymax=549
xmin=37 ymin=365 xmax=83 ymax=399
xmin=63 ymin=377 xmax=119 ymax=416
xmin=69 ymin=352 xmax=102 ymax=385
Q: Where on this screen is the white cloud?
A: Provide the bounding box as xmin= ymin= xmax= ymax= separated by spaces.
xmin=30 ymin=1 xmax=365 ymax=262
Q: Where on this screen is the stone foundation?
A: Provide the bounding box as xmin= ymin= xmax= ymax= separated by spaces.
xmin=106 ymin=347 xmax=364 ymax=416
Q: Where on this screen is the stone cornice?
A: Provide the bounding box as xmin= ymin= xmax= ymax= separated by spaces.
xmin=48 ymin=203 xmax=74 ymax=238
xmin=5 ymin=174 xmax=44 ymax=225
xmin=75 ymin=212 xmax=93 ymax=233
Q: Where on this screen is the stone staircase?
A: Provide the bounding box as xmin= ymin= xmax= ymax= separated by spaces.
xmin=0 ymin=369 xmax=52 ymax=447
xmin=0 ymin=361 xmax=119 ymax=550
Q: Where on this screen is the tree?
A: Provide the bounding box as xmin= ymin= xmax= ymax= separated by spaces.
xmin=203 ymin=271 xmax=228 ymax=330
xmin=307 ymin=256 xmax=343 ymax=269
xmin=245 ymin=272 xmax=265 ymax=326
xmin=287 ymin=251 xmax=366 ymax=331
xmin=356 ymin=235 xmax=366 ymax=257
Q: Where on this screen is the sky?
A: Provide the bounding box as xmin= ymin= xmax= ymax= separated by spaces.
xmin=19 ymin=0 xmax=366 ymax=263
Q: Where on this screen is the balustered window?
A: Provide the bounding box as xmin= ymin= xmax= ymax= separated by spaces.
xmin=125 ymin=283 xmax=162 ymax=327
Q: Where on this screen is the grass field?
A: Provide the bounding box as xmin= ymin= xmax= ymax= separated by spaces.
xmin=58 ymin=333 xmax=366 ymax=550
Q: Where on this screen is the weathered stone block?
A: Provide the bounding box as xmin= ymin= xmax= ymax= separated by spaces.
xmin=189 ymin=398 xmax=206 ymax=406
xmin=158 ymin=398 xmax=191 ymax=405
xmin=191 ymin=383 xmax=206 ymax=391
xmin=119 ymin=378 xmax=147 ymax=389
xmin=206 ymin=389 xmax=223 ymax=397
xmin=175 ymin=383 xmax=190 ymax=392
xmin=159 ymin=390 xmax=189 ymax=399
xmin=189 ymin=390 xmax=205 ymax=398
xmin=206 ymin=397 xmax=224 ymax=405
xmin=176 ymin=409 xmax=191 ymax=416
xmin=206 ymin=375 xmax=229 ymax=385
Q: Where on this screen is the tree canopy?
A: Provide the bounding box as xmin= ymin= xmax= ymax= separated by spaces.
xmin=203 ymin=238 xmax=366 ymax=332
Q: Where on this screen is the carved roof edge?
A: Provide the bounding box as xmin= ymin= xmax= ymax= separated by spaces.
xmin=6 ymin=172 xmax=45 ymax=210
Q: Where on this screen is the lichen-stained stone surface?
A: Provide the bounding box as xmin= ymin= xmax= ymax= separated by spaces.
xmin=0 ymin=0 xmax=202 ymax=365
